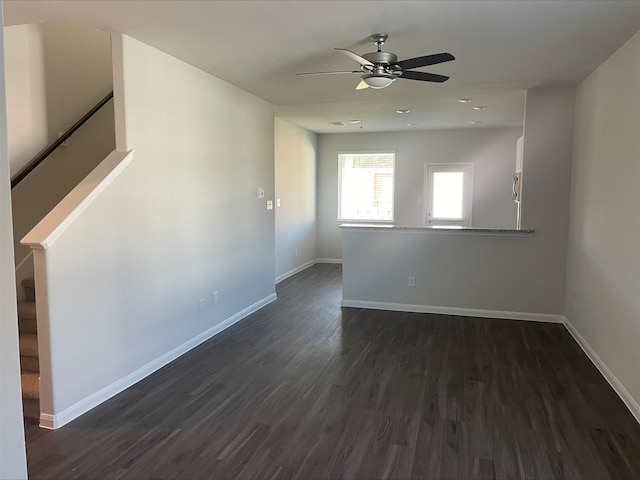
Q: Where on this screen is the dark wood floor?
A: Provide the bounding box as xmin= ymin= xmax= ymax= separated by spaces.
xmin=25 ymin=264 xmax=640 ymax=479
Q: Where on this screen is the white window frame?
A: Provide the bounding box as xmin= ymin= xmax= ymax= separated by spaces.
xmin=424 ymin=163 xmax=474 ymax=227
xmin=337 ymin=152 xmax=395 ymax=222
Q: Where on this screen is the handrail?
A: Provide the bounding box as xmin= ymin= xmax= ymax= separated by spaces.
xmin=10 ymin=91 xmax=114 ymax=189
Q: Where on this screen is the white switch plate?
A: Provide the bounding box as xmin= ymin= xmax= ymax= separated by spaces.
xmin=266 ymin=200 xmax=273 ymax=210
xmin=276 ymin=198 xmax=281 ymax=207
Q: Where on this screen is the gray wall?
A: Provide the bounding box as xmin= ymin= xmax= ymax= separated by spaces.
xmin=0 ymin=5 xmax=28 ymax=478
xmin=30 ymin=34 xmax=275 ymax=425
xmin=519 ymin=87 xmax=575 ymax=311
xmin=274 ymin=118 xmax=317 ymax=279
xmin=341 ymin=87 xmax=575 ymax=317
xmin=566 ymin=30 xmax=640 ymax=416
xmin=318 ymin=128 xmax=522 ymax=260
xmin=6 ymin=20 xmax=113 ymax=174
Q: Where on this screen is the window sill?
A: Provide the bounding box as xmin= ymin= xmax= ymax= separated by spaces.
xmin=336 ymin=219 xmax=394 ymax=224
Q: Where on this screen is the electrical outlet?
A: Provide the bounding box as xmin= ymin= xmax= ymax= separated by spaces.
xmin=408 ymin=276 xmax=416 ymax=287
xmin=213 ymin=291 xmax=219 ymax=304
xmin=199 ymin=298 xmax=206 ymax=311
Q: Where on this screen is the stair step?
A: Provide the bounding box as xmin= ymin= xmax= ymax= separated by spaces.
xmin=20 ymin=355 xmax=39 ymax=373
xmin=19 ymin=333 xmax=38 ymax=358
xmin=22 ymin=278 xmax=35 ymax=302
xmin=21 ymin=372 xmax=39 ymax=399
xmin=18 ymin=317 xmax=37 ymax=334
xmin=19 ymin=278 xmax=39 ymax=421
xmin=23 ymin=396 xmax=40 ymax=421
xmin=17 ymin=301 xmax=36 ymax=320
xmin=21 ymin=372 xmax=40 ymax=421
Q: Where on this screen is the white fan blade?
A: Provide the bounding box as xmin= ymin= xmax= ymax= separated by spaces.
xmin=335 ymin=48 xmax=374 ymax=67
xmin=296 ymin=70 xmax=361 ymax=76
xmin=356 ymin=80 xmax=369 ymax=90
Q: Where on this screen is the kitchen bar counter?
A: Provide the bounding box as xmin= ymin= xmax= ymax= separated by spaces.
xmin=339 ymin=223 xmax=534 ymax=236
xmin=339 ymin=223 xmax=567 ymax=322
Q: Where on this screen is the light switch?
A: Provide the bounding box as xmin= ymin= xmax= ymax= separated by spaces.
xmin=276 ymin=198 xmax=281 ymax=207
xmin=266 ymin=200 xmax=273 ymax=210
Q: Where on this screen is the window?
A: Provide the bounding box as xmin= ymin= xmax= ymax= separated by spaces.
xmin=338 ymin=152 xmax=395 ymax=221
xmin=424 ymin=164 xmax=473 ymax=227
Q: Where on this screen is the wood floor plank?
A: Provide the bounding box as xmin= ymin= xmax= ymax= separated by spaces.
xmin=23 ymin=263 xmax=640 ymax=479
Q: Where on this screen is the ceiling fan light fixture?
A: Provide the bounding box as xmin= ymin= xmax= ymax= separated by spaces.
xmin=362 ymin=75 xmax=395 ymax=89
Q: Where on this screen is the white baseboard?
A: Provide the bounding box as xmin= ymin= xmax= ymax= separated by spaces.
xmin=340 ymin=299 xmax=564 ymax=323
xmin=275 ymin=258 xmax=343 ymax=284
xmin=316 ymin=258 xmax=342 ymax=264
xmin=40 ymin=293 xmax=277 ymax=429
xmin=276 ymin=259 xmax=317 ymax=284
xmin=563 ymin=316 xmax=640 ymax=424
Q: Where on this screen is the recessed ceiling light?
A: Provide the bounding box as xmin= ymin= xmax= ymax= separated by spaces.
xmin=473 ymin=105 xmax=488 ymax=110
xmin=469 ymin=120 xmax=483 ymax=124
xmin=349 ymin=119 xmax=361 ymax=124
xmin=457 ymin=97 xmax=473 ymax=103
xmin=406 ymin=123 xmax=417 ymax=127
xmin=396 ymin=109 xmax=410 ymax=114
xmin=329 ymin=121 xmax=345 ymax=126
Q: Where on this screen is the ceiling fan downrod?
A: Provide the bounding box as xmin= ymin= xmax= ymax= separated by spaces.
xmin=371 ymin=33 xmax=388 ymax=53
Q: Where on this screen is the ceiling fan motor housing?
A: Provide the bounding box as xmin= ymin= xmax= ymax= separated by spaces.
xmin=362 ymin=51 xmax=398 ymax=66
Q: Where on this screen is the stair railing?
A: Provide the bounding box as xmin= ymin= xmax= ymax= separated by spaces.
xmin=10 ymin=91 xmax=114 ymax=189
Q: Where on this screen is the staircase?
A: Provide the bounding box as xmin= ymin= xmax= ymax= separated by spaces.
xmin=18 ymin=278 xmax=40 ymax=421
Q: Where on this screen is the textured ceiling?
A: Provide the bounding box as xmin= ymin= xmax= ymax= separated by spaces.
xmin=5 ymin=1 xmax=640 ymax=133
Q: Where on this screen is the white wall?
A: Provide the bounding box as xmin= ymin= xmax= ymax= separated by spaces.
xmin=318 ymin=128 xmax=521 ymax=259
xmin=274 ymin=118 xmax=317 ymax=280
xmin=566 ymin=30 xmax=640 ymax=418
xmin=341 ymin=88 xmax=574 ymax=317
xmin=0 ymin=5 xmax=28 ymax=478
xmin=28 ymin=34 xmax=275 ymax=426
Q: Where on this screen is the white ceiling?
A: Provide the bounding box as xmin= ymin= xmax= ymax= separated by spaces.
xmin=5 ymin=1 xmax=640 ymax=133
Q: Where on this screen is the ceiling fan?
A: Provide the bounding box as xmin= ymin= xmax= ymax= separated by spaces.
xmin=297 ymin=34 xmax=455 ymax=90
